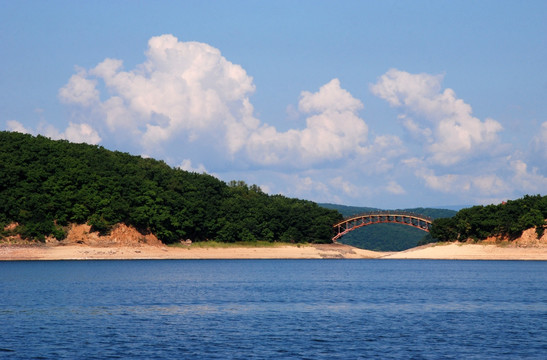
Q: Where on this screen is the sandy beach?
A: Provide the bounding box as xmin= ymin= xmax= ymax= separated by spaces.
xmin=1 ymin=222 xmax=546 ymax=261
xmin=381 ymin=243 xmax=547 ymax=260
xmin=0 ymin=243 xmax=384 ymax=261
xmin=1 ymin=242 xmax=546 ymax=261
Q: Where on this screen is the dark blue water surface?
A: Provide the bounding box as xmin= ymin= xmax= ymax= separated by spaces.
xmin=1 ymin=260 xmax=546 ymax=359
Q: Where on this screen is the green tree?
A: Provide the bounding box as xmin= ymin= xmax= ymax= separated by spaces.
xmin=0 ymin=131 xmax=342 ymax=244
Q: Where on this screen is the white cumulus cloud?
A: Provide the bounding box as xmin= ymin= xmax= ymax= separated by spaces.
xmin=59 ymin=34 xmax=259 ymax=153
xmin=245 ymin=79 xmax=369 ymax=166
xmin=58 ymin=69 xmax=100 ymax=106
xmin=6 ymin=120 xmax=32 ymax=134
xmin=5 ymin=120 xmax=101 ymax=145
xmin=49 ymin=38 xmax=544 ymax=207
xmin=61 ymin=122 xmax=102 ymax=144
xmin=299 ymin=78 xmax=363 ymax=113
xmin=371 ymin=69 xmax=503 ymax=166
xmin=178 ymin=159 xmax=207 ymax=173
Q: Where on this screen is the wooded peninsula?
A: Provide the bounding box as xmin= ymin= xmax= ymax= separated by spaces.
xmin=1 ymin=131 xmax=545 ymax=250
xmin=0 ymin=131 xmax=341 ymax=244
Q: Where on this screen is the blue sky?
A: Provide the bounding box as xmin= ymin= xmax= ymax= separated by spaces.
xmin=1 ymin=1 xmax=546 ymax=209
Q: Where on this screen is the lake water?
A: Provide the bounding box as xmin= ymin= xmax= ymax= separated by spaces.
xmin=0 ymin=260 xmax=545 ymax=359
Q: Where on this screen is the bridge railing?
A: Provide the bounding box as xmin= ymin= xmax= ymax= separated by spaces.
xmin=340 ymin=211 xmax=433 ymax=222
xmin=332 ymin=211 xmax=433 ymax=242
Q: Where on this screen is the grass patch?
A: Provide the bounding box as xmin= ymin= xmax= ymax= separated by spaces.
xmin=428 ymin=241 xmax=453 ymax=247
xmin=168 ymin=240 xmax=303 ymax=249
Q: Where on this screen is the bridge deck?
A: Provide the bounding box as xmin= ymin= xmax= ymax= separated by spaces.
xmin=333 ymin=211 xmax=432 ymax=242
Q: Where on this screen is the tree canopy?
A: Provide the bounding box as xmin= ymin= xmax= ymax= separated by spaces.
xmin=0 ymin=131 xmax=342 ymax=243
xmin=430 ymin=195 xmax=547 ymax=242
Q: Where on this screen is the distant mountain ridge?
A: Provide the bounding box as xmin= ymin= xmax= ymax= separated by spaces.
xmin=430 ymin=205 xmax=471 ymax=211
xmin=318 ymin=203 xmax=457 ymax=251
xmin=319 ymin=203 xmax=456 ymax=219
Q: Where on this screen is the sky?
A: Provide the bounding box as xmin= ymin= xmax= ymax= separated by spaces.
xmin=1 ymin=1 xmax=546 ymax=209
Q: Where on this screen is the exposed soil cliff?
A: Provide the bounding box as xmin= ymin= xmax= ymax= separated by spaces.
xmin=2 ymin=223 xmax=163 ymax=247
xmin=60 ymin=223 xmax=163 ymax=247
xmin=479 ymin=226 xmax=547 ymax=247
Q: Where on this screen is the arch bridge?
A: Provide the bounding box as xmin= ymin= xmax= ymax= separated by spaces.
xmin=333 ymin=211 xmax=433 ymax=242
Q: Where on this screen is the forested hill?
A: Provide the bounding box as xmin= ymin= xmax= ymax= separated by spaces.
xmin=430 ymin=195 xmax=547 ymax=242
xmin=0 ymin=131 xmax=341 ymax=243
xmin=318 ymin=203 xmax=457 ymax=251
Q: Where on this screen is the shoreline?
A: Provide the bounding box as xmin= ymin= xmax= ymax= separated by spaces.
xmin=1 ymin=242 xmax=546 ymax=261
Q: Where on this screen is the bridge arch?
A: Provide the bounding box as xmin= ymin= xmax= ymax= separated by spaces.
xmin=332 ymin=211 xmax=433 ymax=242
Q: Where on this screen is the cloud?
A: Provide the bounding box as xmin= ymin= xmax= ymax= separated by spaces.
xmin=61 ymin=39 xmax=373 ymax=166
xmin=49 ymin=39 xmax=544 ymax=208
xmin=178 ymin=159 xmax=207 ymax=173
xmin=61 ymin=122 xmax=102 ymax=144
xmin=368 ymin=69 xmax=547 ymax=205
xmin=58 ymin=69 xmax=100 ymax=106
xmin=415 ymin=167 xmax=467 ymax=193
xmin=470 ymin=174 xmax=509 ymax=195
xmin=412 ymin=157 xmax=547 ymax=202
xmin=330 ymin=176 xmax=366 ymax=196
xmin=299 ymin=78 xmax=363 ymax=113
xmin=532 ymin=121 xmax=547 ymax=161
xmin=6 ymin=120 xmax=32 ymax=134
xmin=371 ymin=69 xmax=503 ymax=166
xmin=385 ymin=181 xmax=406 ymax=195
xmin=245 ymin=79 xmax=369 ymax=166
xmin=361 ymin=135 xmax=406 ymax=174
xmin=58 ymin=36 xmax=381 ymax=171
xmin=274 ymin=173 xmax=336 ymax=203
xmin=5 ymin=120 xmax=101 ymax=145
xmin=59 ymin=34 xmax=259 ymax=153
xmin=511 ymin=159 xmax=547 ymax=192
